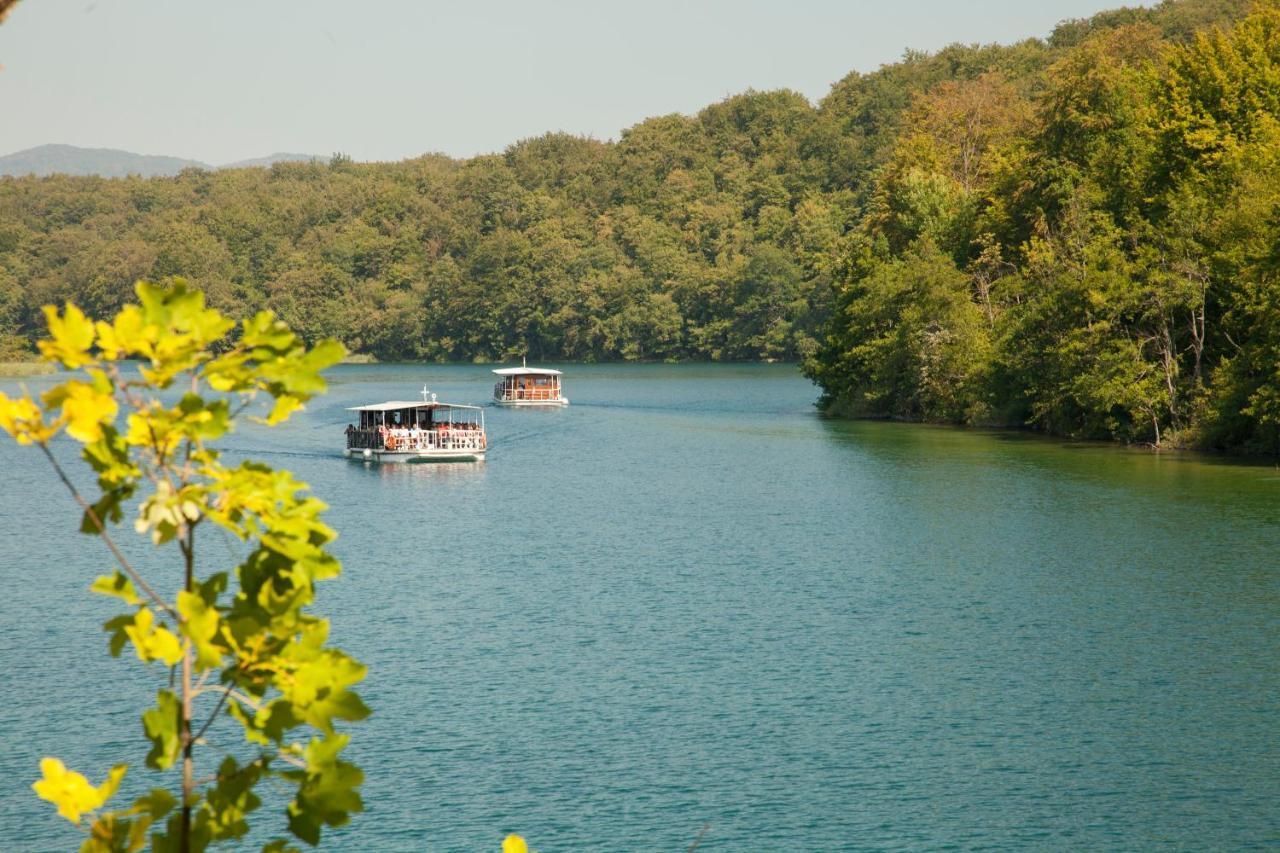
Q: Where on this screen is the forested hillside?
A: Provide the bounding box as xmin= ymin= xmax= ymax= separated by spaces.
xmin=0 ymin=0 xmax=1272 ymax=449
xmin=806 ymin=0 xmax=1280 ymax=451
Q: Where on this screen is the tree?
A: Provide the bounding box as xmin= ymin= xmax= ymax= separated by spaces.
xmin=0 ymin=280 xmax=366 ymax=851
xmin=808 ymin=239 xmax=990 ymax=422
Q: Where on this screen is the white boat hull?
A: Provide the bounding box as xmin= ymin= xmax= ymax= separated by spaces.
xmin=345 ymin=447 xmax=485 ymax=463
xmin=493 ymin=397 xmax=569 ymax=408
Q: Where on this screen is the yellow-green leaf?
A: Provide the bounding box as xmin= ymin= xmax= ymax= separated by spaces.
xmin=124 ymin=608 xmax=184 ymax=667
xmin=177 ymin=590 xmax=223 ymax=671
xmin=38 ymin=303 xmax=97 ymax=368
xmin=265 ymin=394 xmax=303 ymax=426
xmin=49 ymin=380 xmax=118 ymax=443
xmin=94 ymin=305 xmax=152 ymax=360
xmin=90 ymin=571 xmax=141 ymax=606
xmin=31 ymin=758 xmax=121 ymax=824
xmin=142 ymin=691 xmax=181 ymax=770
xmin=0 ymin=391 xmax=59 ymax=446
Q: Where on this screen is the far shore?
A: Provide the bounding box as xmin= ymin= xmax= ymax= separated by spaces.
xmin=0 ymin=362 xmax=55 ymax=378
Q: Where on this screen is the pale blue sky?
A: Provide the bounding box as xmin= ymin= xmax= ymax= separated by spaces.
xmin=0 ymin=0 xmax=1152 ymax=164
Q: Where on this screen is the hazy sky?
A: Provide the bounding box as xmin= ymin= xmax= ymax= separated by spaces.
xmin=0 ymin=0 xmax=1153 ymax=164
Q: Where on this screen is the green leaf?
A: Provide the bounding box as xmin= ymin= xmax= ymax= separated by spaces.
xmin=103 ymin=614 xmax=133 ymax=657
xmin=278 ymin=635 xmax=370 ymax=733
xmin=152 ymin=807 xmax=211 ymax=853
xmin=302 ymin=338 xmax=347 ymax=372
xmin=90 ymin=572 xmax=141 ymax=606
xmin=177 ymin=591 xmax=223 ymax=672
xmin=142 ymin=690 xmax=181 ymax=770
xmin=198 ymin=572 xmax=228 ymax=604
xmin=240 ymin=311 xmax=298 ymax=352
xmin=177 ymin=393 xmax=232 ymax=441
xmin=285 ymin=735 xmax=364 ymax=845
xmin=79 ymin=489 xmax=127 ymax=534
xmin=226 ymin=699 xmax=270 ymax=747
xmin=83 ymin=811 xmax=136 ymax=853
xmin=133 ymin=787 xmax=176 ymax=819
xmin=258 ymin=698 xmax=301 ymax=745
xmin=93 ymin=783 xmax=175 ymax=850
xmin=202 ymin=756 xmax=263 ymax=842
xmin=262 ymin=839 xmax=302 ymax=853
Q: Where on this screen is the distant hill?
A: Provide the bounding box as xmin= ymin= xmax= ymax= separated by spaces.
xmin=0 ymin=144 xmax=208 ymax=178
xmin=0 ymin=144 xmax=323 ymax=178
xmin=220 ymin=152 xmax=323 ymax=169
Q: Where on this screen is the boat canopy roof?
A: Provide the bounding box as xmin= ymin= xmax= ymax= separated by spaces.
xmin=492 ymin=367 xmax=562 ymax=376
xmin=347 ymin=401 xmax=483 ymax=412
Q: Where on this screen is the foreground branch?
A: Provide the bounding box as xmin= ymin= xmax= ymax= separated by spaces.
xmin=37 ymin=442 xmax=173 ymax=616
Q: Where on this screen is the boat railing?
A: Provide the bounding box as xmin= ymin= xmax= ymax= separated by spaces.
xmin=346 ymin=428 xmax=383 ymax=450
xmin=494 ymin=384 xmax=562 ymax=402
xmin=346 ymin=427 xmax=485 ymax=452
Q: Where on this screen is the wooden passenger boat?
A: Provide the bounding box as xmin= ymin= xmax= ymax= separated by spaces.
xmin=344 ymin=388 xmax=486 ymax=462
xmin=492 ymin=358 xmax=568 ymax=407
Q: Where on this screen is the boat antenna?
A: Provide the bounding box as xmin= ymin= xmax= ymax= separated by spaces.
xmin=522 ymin=355 xmax=527 ymax=368
xmin=421 ymin=384 xmax=430 ymax=402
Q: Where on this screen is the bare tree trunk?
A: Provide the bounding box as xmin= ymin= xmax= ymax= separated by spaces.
xmin=974 ymin=272 xmax=996 ymax=329
xmin=1188 ymin=274 xmax=1207 ymax=385
xmin=962 ymin=112 xmax=977 ymax=191
xmin=1159 ymin=315 xmax=1181 ymax=429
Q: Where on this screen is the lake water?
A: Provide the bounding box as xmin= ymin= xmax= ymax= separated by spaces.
xmin=1 ymin=364 xmax=1277 ymax=850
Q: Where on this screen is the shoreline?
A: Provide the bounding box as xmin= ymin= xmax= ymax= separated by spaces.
xmin=816 ymin=408 xmax=1280 ymax=465
xmin=0 ymin=362 xmax=55 ymax=378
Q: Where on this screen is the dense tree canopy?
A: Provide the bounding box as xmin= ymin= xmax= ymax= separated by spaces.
xmin=1 ymin=0 xmax=1275 ymax=450
xmin=0 ymin=101 xmax=857 ymax=364
xmin=807 ymin=0 xmax=1280 ymax=453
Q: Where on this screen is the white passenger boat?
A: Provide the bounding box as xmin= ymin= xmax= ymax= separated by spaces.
xmin=492 ymin=359 xmax=568 ymax=407
xmin=344 ymin=388 xmax=486 ymax=462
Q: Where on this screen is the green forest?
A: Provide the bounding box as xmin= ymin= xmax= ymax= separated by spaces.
xmin=807 ymin=0 xmax=1280 ymax=453
xmin=2 ymin=0 xmax=1278 ymax=450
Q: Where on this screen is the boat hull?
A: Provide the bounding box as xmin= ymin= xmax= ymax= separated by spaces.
xmin=493 ymin=398 xmax=569 ymax=407
xmin=345 ymin=447 xmax=485 ymax=463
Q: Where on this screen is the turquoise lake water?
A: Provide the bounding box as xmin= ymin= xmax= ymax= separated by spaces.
xmin=1 ymin=363 xmax=1277 ymax=850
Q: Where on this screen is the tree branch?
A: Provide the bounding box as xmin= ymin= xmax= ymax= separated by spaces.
xmin=192 ymin=683 xmax=263 ymax=712
xmin=37 ymin=442 xmax=173 ymax=616
xmin=192 ymin=683 xmax=231 ymax=744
